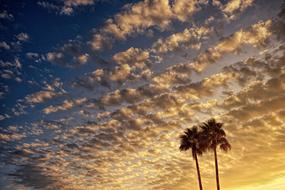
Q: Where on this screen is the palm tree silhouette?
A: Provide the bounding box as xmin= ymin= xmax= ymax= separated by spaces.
xmin=200 ymin=119 xmax=231 ymax=190
xmin=179 ymin=126 xmax=204 ymax=190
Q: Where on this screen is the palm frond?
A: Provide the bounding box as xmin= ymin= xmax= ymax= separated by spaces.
xmin=179 ymin=134 xmax=191 ymax=151
xmin=200 ymin=118 xmax=231 ymax=152
xmin=219 ymin=137 xmax=231 ymax=152
xmin=179 ymin=126 xmax=205 ymax=158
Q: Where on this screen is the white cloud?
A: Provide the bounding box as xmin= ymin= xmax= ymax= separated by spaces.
xmin=16 ymin=33 xmax=29 ymax=42
xmin=38 ymin=0 xmax=96 ymax=15
xmin=213 ymin=0 xmax=254 ymax=20
xmin=191 ymin=20 xmax=272 ymax=72
xmin=152 ymin=26 xmax=213 ymax=53
xmin=113 ymin=47 xmax=150 ymax=69
xmin=43 ymin=98 xmax=87 ymax=114
xmin=25 ymin=79 xmax=65 ymax=104
xmin=0 ymin=10 xmax=13 ymax=20
xmin=0 ymin=41 xmax=10 ymax=50
xmin=90 ymin=0 xmax=207 ymax=50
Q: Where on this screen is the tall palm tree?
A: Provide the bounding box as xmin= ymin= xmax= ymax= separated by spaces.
xmin=200 ymin=119 xmax=231 ymax=190
xmin=179 ymin=126 xmax=204 ymax=190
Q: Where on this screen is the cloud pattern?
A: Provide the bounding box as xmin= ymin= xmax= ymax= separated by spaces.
xmin=1 ymin=0 xmax=285 ymax=190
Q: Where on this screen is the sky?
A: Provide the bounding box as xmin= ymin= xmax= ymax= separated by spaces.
xmin=0 ymin=0 xmax=285 ymax=189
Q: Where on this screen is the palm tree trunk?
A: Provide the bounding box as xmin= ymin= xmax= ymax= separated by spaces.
xmin=214 ymin=147 xmax=220 ymax=190
xmin=194 ymin=152 xmax=203 ymax=190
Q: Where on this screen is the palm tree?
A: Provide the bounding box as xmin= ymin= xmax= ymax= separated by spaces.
xmin=179 ymin=126 xmax=205 ymax=190
xmin=200 ymin=119 xmax=231 ymax=190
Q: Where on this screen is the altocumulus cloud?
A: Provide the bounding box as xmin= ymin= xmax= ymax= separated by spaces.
xmin=1 ymin=1 xmax=285 ymax=190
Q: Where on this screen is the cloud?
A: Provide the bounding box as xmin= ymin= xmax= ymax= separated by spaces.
xmin=43 ymin=97 xmax=87 ymax=114
xmin=113 ymin=47 xmax=150 ymax=68
xmin=0 ymin=132 xmax=25 ymax=142
xmin=59 ymin=1 xmax=265 ymax=92
xmin=152 ymin=26 xmax=213 ymax=53
xmin=46 ymin=52 xmax=63 ymax=61
xmin=37 ymin=1 xmax=61 ymax=12
xmin=191 ymin=19 xmax=272 ymax=72
xmin=94 ymin=44 xmax=285 ymax=149
xmin=26 ymin=52 xmax=46 ymax=63
xmin=96 ymin=70 xmax=235 ymax=111
xmin=76 ymin=18 xmax=274 ymax=110
xmin=0 ymin=10 xmax=14 ymax=20
xmin=5 ymin=45 xmax=285 ymax=190
xmin=213 ymin=0 xmax=254 ymax=20
xmin=2 ymin=2 xmax=285 ymax=190
xmin=0 ymin=58 xmax=22 ymax=82
xmin=25 ymin=91 xmax=58 ymax=104
xmin=61 ymin=0 xmax=94 ymax=15
xmin=25 ymin=78 xmax=65 ymax=104
xmin=74 ymin=47 xmax=152 ymax=89
xmin=210 ymin=58 xmax=285 ymax=189
xmin=38 ymin=0 xmax=96 ymax=15
xmin=16 ymin=33 xmax=29 ymax=42
xmin=64 ymin=0 xmax=94 ymax=6
xmin=26 ymin=52 xmax=40 ymax=59
xmin=0 ymin=85 xmax=8 ymax=99
xmin=0 ymin=114 xmax=5 ymax=121
xmin=111 ymin=47 xmax=151 ymax=80
xmin=224 ymin=0 xmax=254 ymax=14
xmin=108 ymin=63 xmax=132 ymax=82
xmin=90 ymin=0 xmax=207 ymax=50
xmin=220 ymin=73 xmax=285 ymax=122
xmin=46 ymin=40 xmax=92 ymax=67
xmin=0 ymin=41 xmax=10 ymax=50
xmin=75 ymin=24 xmax=212 ymax=90
xmin=77 ymin=53 xmax=89 ymax=64
xmin=95 ymin=18 xmax=271 ymax=97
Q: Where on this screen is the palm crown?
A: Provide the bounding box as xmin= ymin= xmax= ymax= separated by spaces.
xmin=200 ymin=119 xmax=231 ymax=152
xmin=179 ymin=119 xmax=231 ymax=190
xmin=179 ymin=126 xmax=204 ymax=157
xmin=179 ymin=125 xmax=205 ymax=190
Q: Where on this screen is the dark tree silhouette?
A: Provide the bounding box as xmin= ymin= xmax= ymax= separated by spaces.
xmin=200 ymin=119 xmax=231 ymax=190
xmin=179 ymin=126 xmax=205 ymax=190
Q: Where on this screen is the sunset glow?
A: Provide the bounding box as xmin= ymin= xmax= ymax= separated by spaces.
xmin=1 ymin=0 xmax=285 ymax=190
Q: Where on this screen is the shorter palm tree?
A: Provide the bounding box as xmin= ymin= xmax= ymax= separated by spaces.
xmin=179 ymin=126 xmax=205 ymax=190
xmin=200 ymin=119 xmax=231 ymax=190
